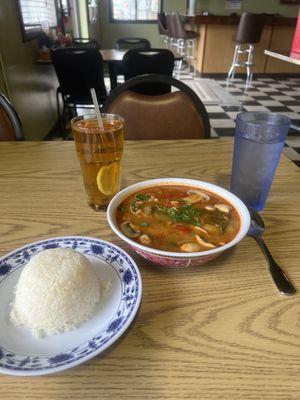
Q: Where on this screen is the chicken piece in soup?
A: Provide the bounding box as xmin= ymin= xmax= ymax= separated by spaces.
xmin=116 ymin=185 xmax=240 ymax=252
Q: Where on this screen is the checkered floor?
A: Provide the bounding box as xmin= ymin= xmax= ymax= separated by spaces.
xmin=194 ymin=76 xmax=300 ymax=168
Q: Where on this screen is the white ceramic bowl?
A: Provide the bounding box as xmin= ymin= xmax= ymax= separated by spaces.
xmin=107 ymin=178 xmax=251 ymax=267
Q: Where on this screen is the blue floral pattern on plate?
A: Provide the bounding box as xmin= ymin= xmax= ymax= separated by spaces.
xmin=0 ymin=237 xmax=142 ymax=375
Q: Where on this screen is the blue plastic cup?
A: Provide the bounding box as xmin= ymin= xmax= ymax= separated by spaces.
xmin=230 ymin=112 xmax=291 ymax=211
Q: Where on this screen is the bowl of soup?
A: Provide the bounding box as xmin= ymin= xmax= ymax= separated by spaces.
xmin=107 ymin=178 xmax=250 ymax=267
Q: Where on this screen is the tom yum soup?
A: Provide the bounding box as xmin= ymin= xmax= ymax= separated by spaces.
xmin=116 ymin=185 xmax=241 ymax=253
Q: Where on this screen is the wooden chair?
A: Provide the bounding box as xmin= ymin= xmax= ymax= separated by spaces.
xmin=101 ymin=74 xmax=210 ymax=140
xmin=0 ymin=93 xmax=23 ymax=140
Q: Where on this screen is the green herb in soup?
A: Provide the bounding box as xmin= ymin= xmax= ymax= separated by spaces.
xmin=116 ymin=185 xmax=240 ymax=252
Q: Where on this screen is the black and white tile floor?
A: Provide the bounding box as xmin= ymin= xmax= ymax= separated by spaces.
xmin=201 ymin=76 xmax=300 ymax=168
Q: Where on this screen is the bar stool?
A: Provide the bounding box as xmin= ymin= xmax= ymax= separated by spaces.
xmin=172 ymin=13 xmax=199 ymax=77
xmin=165 ymin=13 xmax=178 ymax=51
xmin=227 ymin=13 xmax=265 ymax=84
xmin=157 ymin=12 xmax=169 ymax=47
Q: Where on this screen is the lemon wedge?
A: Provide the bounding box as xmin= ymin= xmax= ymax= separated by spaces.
xmin=96 ymin=162 xmax=120 ymax=196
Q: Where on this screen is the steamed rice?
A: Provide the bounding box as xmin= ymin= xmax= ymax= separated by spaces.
xmin=10 ymin=248 xmax=101 ymax=337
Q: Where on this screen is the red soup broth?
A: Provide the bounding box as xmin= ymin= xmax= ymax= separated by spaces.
xmin=116 ymin=185 xmax=241 ymax=252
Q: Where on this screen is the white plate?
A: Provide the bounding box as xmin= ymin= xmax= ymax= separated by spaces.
xmin=0 ymin=236 xmax=142 ymax=376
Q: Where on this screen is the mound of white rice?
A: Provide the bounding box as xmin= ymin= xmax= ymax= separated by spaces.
xmin=10 ymin=248 xmax=101 ymax=337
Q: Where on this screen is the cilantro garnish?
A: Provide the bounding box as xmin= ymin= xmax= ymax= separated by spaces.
xmin=156 ymin=204 xmax=203 ymax=225
xmin=155 ymin=203 xmax=229 ymax=230
xmin=136 ymin=194 xmax=151 ymax=201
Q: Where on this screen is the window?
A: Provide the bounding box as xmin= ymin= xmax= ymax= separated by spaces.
xmin=16 ymin=0 xmax=58 ymax=41
xmin=110 ymin=0 xmax=162 ymax=23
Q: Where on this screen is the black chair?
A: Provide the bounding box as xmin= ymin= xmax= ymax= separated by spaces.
xmin=173 ymin=13 xmax=199 ymax=42
xmin=165 ymin=14 xmax=177 ymax=44
xmin=72 ymin=37 xmax=100 ymax=49
xmin=157 ymin=12 xmax=168 ymax=37
xmin=157 ymin=12 xmax=169 ymax=47
xmin=123 ymin=49 xmax=175 ymax=95
xmin=102 ymin=74 xmax=210 ymax=140
xmin=51 ymin=48 xmax=107 ymax=137
xmin=0 ymin=92 xmax=23 ymax=141
xmin=115 ymin=38 xmax=151 ymax=50
xmin=157 ymin=12 xmax=169 ymax=39
xmin=111 ymin=38 xmax=152 ymax=89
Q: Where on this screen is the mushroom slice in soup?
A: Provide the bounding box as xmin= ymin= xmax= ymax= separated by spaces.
xmin=181 ymin=243 xmax=201 ymax=252
xmin=192 ymin=225 xmax=209 ymax=237
xmin=142 ymin=204 xmax=152 ymax=215
xmin=120 ymin=221 xmax=141 ymax=238
xmin=195 ymin=235 xmax=215 ymax=249
xmin=215 ymin=204 xmax=232 ymax=213
xmin=138 ymin=234 xmax=152 ymax=246
xmin=149 ymin=195 xmax=159 ymax=202
xmin=183 ymin=190 xmax=210 ymax=204
xmin=202 ymin=223 xmax=219 ymax=235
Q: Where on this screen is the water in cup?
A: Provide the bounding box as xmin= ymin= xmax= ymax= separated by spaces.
xmin=230 ymin=112 xmax=290 ymax=211
xmin=231 ymin=135 xmax=285 ymax=210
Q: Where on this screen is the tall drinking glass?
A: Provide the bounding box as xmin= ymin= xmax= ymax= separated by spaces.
xmin=230 ymin=112 xmax=290 ymax=211
xmin=72 ymin=114 xmax=124 ymax=210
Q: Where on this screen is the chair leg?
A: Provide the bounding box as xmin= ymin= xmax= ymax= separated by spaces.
xmin=227 ymin=44 xmax=239 ymax=81
xmin=56 ymin=89 xmax=63 ymax=137
xmin=175 ymin=39 xmax=185 ymax=77
xmin=176 ymin=58 xmax=183 ymax=77
xmin=170 ymin=37 xmax=179 ymax=51
xmin=61 ymin=97 xmax=71 ymax=140
xmin=108 ymin=63 xmax=118 ymax=90
xmin=246 ymin=66 xmax=252 ymax=83
xmin=161 ymin=34 xmax=169 ymax=48
xmin=245 ymin=44 xmax=254 ymax=89
xmin=62 ymin=104 xmax=69 ymax=140
xmin=65 ymin=107 xmax=77 ymax=140
xmin=188 ymin=39 xmax=196 ymax=78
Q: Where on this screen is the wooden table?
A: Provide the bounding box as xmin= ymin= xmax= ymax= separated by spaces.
xmin=100 ymin=49 xmax=131 ymax=62
xmin=264 ymin=49 xmax=300 ymax=66
xmin=0 ymin=140 xmax=300 ymax=400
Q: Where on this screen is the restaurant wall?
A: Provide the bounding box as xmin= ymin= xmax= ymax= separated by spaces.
xmin=0 ymin=0 xmax=58 ymax=140
xmin=91 ymin=0 xmax=299 ymax=49
xmin=91 ymin=0 xmax=187 ymax=49
xmin=197 ymin=0 xmax=299 ymax=17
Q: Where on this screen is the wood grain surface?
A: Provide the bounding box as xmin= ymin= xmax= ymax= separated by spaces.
xmin=0 ymin=140 xmax=300 ymax=400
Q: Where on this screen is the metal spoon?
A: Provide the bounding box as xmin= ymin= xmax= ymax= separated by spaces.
xmin=247 ymin=208 xmax=296 ymax=296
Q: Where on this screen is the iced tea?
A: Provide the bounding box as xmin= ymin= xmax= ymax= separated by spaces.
xmin=72 ymin=114 xmax=124 ymax=210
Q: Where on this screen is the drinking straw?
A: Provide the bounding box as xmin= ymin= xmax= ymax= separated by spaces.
xmin=90 ymin=88 xmax=104 ymax=131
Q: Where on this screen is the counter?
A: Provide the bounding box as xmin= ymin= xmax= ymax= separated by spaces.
xmin=184 ymin=15 xmax=299 ymax=74
xmin=186 ymin=14 xmax=296 ymax=26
